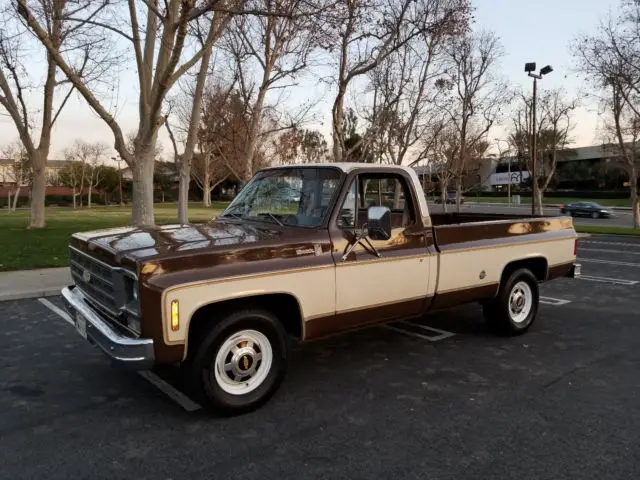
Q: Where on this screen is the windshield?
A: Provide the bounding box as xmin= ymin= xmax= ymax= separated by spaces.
xmin=221 ymin=167 xmax=343 ymax=227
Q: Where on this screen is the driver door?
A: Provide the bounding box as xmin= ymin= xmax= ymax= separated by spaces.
xmin=328 ymin=169 xmax=434 ymax=332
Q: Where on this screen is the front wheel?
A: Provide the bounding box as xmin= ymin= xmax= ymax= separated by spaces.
xmin=591 ymin=211 xmax=599 ymax=219
xmin=184 ymin=308 xmax=290 ymax=416
xmin=483 ymin=268 xmax=539 ymax=335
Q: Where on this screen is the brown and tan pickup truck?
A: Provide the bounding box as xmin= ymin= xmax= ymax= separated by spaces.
xmin=62 ymin=163 xmax=581 ymax=415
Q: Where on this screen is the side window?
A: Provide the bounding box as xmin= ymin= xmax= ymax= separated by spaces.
xmin=336 ymin=174 xmax=415 ymax=229
xmin=336 ymin=179 xmax=357 ymax=228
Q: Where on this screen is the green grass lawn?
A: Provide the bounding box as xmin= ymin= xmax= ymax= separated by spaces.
xmin=465 ymin=197 xmax=631 ymax=207
xmin=0 ymin=202 xmax=229 ymax=272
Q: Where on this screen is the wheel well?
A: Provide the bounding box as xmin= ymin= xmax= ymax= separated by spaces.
xmin=500 ymin=257 xmax=548 ymax=285
xmin=186 ymin=294 xmax=303 ymax=357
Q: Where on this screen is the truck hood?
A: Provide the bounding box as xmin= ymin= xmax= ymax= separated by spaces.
xmin=70 ymin=219 xmax=284 ymax=267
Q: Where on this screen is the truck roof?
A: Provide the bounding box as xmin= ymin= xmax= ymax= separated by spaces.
xmin=262 ymin=163 xmax=417 ymax=174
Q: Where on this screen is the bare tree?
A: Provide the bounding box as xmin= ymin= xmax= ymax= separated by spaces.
xmin=271 ymin=129 xmax=302 ymax=165
xmin=298 ymin=129 xmax=329 ymax=163
xmin=362 ymin=0 xmax=466 ymax=166
xmin=60 ymin=150 xmax=87 ymax=209
xmin=506 ymin=88 xmax=579 ymax=214
xmin=16 ymin=0 xmax=245 ymax=226
xmin=571 ymin=0 xmax=640 ymax=227
xmin=86 ymin=142 xmax=109 ymax=208
xmin=427 ymin=123 xmax=459 ymax=212
xmin=437 ymin=29 xmax=508 ymax=212
xmin=224 ymin=0 xmax=321 ymax=181
xmin=0 ymin=2 xmax=111 ymax=228
xmin=2 ymin=141 xmax=30 ymax=213
xmin=326 ymin=0 xmax=471 ymax=162
xmin=165 ymin=10 xmax=233 ymax=222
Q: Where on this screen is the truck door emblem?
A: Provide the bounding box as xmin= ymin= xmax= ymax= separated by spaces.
xmin=479 ymin=270 xmax=486 ymax=280
xmin=314 ymin=244 xmax=322 ymax=256
xmin=82 ymin=269 xmax=91 ymax=283
xmin=296 ymin=247 xmax=315 ymax=256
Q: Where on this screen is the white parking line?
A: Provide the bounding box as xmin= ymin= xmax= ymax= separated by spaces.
xmin=137 ymin=371 xmax=202 ymax=412
xmin=540 ymin=296 xmax=572 ymax=306
xmin=578 ymin=275 xmax=639 ymax=286
xmin=579 ymin=258 xmax=640 ymax=268
xmin=381 ymin=322 xmax=456 ymax=342
xmin=38 ymin=297 xmax=74 ymax=326
xmin=579 ymin=247 xmax=640 ymax=256
xmin=38 ymin=297 xmax=202 ymax=413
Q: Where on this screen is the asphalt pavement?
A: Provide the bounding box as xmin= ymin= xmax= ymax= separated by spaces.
xmin=1 ymin=236 xmax=639 ymax=479
xmin=427 ymin=200 xmax=636 ymax=229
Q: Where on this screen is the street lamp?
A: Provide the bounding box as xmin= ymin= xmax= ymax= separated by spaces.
xmin=524 ymin=62 xmax=553 ymax=215
xmin=111 ymin=156 xmax=124 ymax=206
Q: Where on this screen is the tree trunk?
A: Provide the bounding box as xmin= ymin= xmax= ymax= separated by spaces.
xmin=332 ymin=89 xmax=346 ymax=162
xmin=28 ymin=153 xmax=47 ymax=228
xmin=534 ymin=187 xmax=544 ymax=216
xmin=88 ymin=184 xmax=93 ymax=208
xmin=440 ymin=183 xmax=448 ymax=214
xmin=455 ymin=177 xmax=462 ymax=214
xmin=130 ymin=148 xmax=156 ymax=227
xmin=243 ymin=89 xmax=269 ymax=182
xmin=11 ymin=186 xmax=20 ymax=212
xmin=203 ymin=166 xmax=210 ymax=207
xmin=177 ymin=161 xmax=190 ymax=223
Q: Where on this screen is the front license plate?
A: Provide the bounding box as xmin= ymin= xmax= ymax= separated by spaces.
xmin=75 ymin=312 xmax=87 ymax=339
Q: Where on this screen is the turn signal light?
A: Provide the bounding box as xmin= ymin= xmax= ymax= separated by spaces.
xmin=171 ymin=300 xmax=179 ymax=331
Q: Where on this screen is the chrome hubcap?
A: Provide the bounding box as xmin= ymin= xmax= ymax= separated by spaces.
xmin=508 ymin=281 xmax=533 ymax=324
xmin=214 ymin=330 xmax=273 ymax=395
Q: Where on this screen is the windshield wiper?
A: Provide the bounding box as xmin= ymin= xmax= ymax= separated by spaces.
xmin=221 ymin=212 xmax=244 ymax=220
xmin=256 ymin=212 xmax=284 ymax=226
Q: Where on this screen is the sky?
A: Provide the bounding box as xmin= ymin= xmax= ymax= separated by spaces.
xmin=0 ymin=0 xmax=622 ymax=164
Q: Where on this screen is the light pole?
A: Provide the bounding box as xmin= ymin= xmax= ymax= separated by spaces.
xmin=111 ymin=156 xmax=124 ymax=206
xmin=524 ymin=62 xmax=553 ymax=216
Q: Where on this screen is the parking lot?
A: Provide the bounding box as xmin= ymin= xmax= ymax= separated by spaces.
xmin=1 ymin=235 xmax=639 ymax=480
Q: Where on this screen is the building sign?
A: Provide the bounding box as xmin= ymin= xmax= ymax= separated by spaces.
xmin=489 ymin=171 xmax=530 ymax=186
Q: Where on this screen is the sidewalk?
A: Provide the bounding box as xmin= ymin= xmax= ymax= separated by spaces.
xmin=0 ymin=267 xmax=70 ymax=302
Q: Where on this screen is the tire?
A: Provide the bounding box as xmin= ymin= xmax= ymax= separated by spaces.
xmin=184 ymin=308 xmax=290 ymax=416
xmin=482 ymin=268 xmax=539 ymax=336
xmin=591 ymin=212 xmax=599 ymax=219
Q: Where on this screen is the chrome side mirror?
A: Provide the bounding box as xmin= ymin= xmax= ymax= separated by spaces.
xmin=366 ymin=206 xmax=391 ymax=241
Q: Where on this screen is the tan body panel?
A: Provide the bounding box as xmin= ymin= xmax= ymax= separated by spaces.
xmin=161 ymin=265 xmax=335 ymax=347
xmin=434 ymin=234 xmax=576 ymax=294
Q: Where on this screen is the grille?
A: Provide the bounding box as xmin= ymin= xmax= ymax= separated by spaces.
xmin=69 ymin=247 xmax=118 ymax=315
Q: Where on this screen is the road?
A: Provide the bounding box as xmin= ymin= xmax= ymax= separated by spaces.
xmin=1 ymin=236 xmax=639 ymax=479
xmin=428 ymin=200 xmax=636 ymax=228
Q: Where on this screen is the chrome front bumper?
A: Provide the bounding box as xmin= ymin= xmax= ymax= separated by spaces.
xmin=61 ymin=285 xmax=155 ymax=370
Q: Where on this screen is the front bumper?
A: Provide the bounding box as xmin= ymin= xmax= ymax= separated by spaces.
xmin=566 ymin=263 xmax=581 ymax=278
xmin=61 ymin=285 xmax=155 ymax=370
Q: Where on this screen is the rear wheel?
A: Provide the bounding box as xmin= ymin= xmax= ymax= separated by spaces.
xmin=184 ymin=308 xmax=290 ymax=416
xmin=591 ymin=211 xmax=599 ymax=218
xmin=483 ymin=268 xmax=539 ymax=335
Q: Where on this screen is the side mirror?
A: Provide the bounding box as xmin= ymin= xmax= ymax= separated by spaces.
xmin=366 ymin=206 xmax=391 ymax=241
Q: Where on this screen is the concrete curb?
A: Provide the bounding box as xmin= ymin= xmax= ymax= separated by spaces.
xmin=0 ymin=266 xmax=70 ymax=303
xmin=0 ymin=288 xmax=64 ymax=302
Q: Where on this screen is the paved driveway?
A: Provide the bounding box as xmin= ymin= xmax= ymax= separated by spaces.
xmin=1 ymin=235 xmax=639 ymax=479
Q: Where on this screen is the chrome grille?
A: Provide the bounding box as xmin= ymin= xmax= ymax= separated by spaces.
xmin=69 ymin=247 xmax=118 ymax=314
